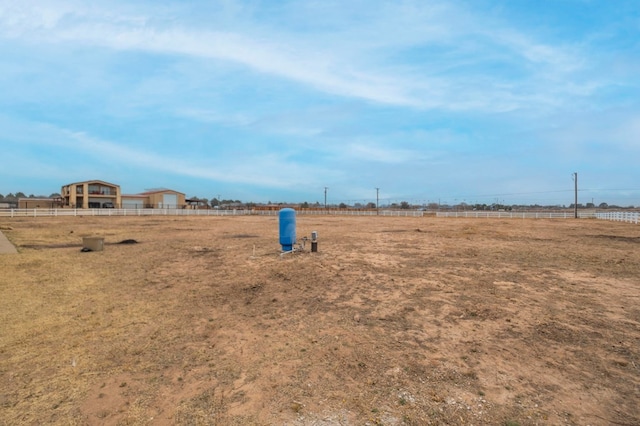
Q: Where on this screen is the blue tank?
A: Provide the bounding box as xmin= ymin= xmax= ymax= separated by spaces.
xmin=279 ymin=208 xmax=296 ymax=251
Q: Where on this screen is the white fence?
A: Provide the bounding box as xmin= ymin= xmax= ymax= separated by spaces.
xmin=595 ymin=211 xmax=639 ymax=224
xmin=5 ymin=208 xmax=636 ymax=221
xmin=436 ymin=211 xmax=596 ymax=219
xmin=261 ymin=210 xmax=424 ymax=217
xmin=0 ymin=208 xmax=425 ymax=218
xmin=0 ymin=208 xmax=252 ymax=218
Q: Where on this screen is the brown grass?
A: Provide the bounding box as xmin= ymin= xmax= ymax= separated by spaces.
xmin=0 ymin=215 xmax=639 ymax=425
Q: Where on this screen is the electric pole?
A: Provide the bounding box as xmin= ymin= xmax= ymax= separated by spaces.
xmin=324 ymin=187 xmax=328 ymax=209
xmin=375 ymin=187 xmax=380 ymax=215
xmin=573 ymin=172 xmax=578 ymax=219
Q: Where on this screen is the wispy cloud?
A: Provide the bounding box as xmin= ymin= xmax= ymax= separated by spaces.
xmin=0 ymin=114 xmax=340 ymax=191
xmin=0 ymin=2 xmax=421 ymax=107
xmin=0 ymin=0 xmax=596 ymax=113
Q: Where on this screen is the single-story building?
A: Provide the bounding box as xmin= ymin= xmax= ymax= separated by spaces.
xmin=18 ymin=197 xmax=64 ymax=209
xmin=122 ymin=189 xmax=186 ymax=209
xmin=0 ymin=201 xmax=17 ymax=209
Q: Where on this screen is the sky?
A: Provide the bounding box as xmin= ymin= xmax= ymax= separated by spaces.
xmin=1 ymin=0 xmax=639 ymax=207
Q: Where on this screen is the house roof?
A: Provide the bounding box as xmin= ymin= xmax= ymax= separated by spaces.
xmin=138 ymin=189 xmax=185 ymax=196
xmin=63 ymin=180 xmax=120 ymax=188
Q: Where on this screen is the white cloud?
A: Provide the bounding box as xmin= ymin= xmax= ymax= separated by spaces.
xmin=0 ymin=3 xmax=423 ymax=107
xmin=0 ymin=0 xmax=598 ymax=113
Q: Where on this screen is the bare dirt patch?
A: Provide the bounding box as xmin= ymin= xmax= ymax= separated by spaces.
xmin=0 ymin=216 xmax=639 ymax=425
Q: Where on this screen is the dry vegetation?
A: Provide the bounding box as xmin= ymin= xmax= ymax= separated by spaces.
xmin=0 ymin=215 xmax=639 ymax=425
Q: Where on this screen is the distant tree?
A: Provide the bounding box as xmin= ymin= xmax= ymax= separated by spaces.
xmin=50 ymin=193 xmax=61 ymax=198
xmin=5 ymin=193 xmax=16 ymax=200
xmin=29 ymin=194 xmax=36 ymax=198
xmin=473 ymin=203 xmax=488 ymax=211
xmin=339 ymin=202 xmax=347 ymax=209
xmin=366 ymin=202 xmax=376 ymax=209
xmin=15 ymin=192 xmax=26 ymax=198
xmin=300 ymin=202 xmax=309 ymax=208
xmin=400 ymin=201 xmax=410 ymax=209
xmin=598 ymin=202 xmax=608 ymax=209
xmin=0 ymin=193 xmax=3 ymax=200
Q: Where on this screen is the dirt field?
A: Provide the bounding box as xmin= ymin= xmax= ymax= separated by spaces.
xmin=0 ymin=215 xmax=639 ymax=425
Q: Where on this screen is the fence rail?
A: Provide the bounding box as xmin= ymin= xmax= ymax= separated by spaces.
xmin=0 ymin=208 xmax=425 ymax=218
xmin=595 ymin=211 xmax=639 ymax=224
xmin=2 ymin=208 xmax=637 ymax=222
xmin=436 ymin=211 xmax=596 ymax=219
xmin=255 ymin=210 xmax=425 ymax=217
xmin=0 ymin=208 xmax=252 ymax=218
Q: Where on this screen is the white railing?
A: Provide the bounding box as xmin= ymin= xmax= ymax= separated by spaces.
xmin=253 ymin=210 xmax=424 ymax=217
xmin=0 ymin=208 xmax=253 ymax=218
xmin=595 ymin=211 xmax=639 ymax=224
xmin=0 ymin=208 xmax=425 ymax=218
xmin=436 ymin=211 xmax=596 ymax=219
xmin=8 ymin=208 xmax=635 ymax=221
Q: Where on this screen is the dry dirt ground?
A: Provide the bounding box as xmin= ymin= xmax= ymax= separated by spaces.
xmin=0 ymin=215 xmax=639 ymax=425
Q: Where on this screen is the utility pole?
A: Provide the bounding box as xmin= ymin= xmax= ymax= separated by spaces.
xmin=324 ymin=187 xmax=328 ymax=209
xmin=375 ymin=187 xmax=380 ymax=215
xmin=573 ymin=172 xmax=578 ymax=219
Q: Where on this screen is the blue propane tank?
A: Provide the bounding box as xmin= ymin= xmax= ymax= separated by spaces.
xmin=279 ymin=208 xmax=296 ymax=251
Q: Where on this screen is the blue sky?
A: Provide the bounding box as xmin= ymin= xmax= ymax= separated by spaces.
xmin=1 ymin=0 xmax=639 ymax=206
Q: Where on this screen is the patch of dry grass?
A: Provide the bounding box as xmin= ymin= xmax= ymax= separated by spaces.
xmin=1 ymin=216 xmax=639 ymax=425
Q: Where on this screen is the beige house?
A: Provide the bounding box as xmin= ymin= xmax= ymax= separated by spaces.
xmin=61 ymin=180 xmax=121 ymax=209
xmin=121 ymin=189 xmax=186 ymax=209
